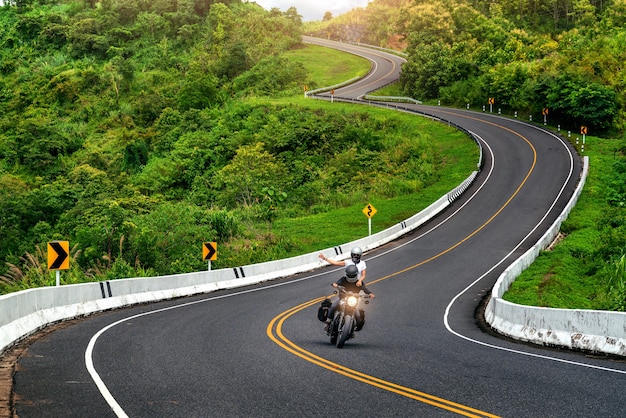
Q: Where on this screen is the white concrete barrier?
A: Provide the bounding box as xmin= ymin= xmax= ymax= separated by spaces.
xmin=485 ymin=156 xmax=626 ymax=357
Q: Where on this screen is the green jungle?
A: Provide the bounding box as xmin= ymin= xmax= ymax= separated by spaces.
xmin=1 ymin=0 xmax=625 ymax=311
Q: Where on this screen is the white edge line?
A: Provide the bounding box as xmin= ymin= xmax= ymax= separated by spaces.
xmin=443 ymin=127 xmax=626 ymax=375
xmin=85 ymin=271 xmax=333 ymax=416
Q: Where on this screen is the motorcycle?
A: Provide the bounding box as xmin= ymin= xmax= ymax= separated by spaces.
xmin=326 ymin=286 xmax=371 ymax=348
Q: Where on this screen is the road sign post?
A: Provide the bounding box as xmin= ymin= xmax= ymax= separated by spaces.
xmin=47 ymin=241 xmax=69 ymax=286
xmin=580 ymin=126 xmax=588 ymax=153
xmin=362 ymin=203 xmax=377 ymax=236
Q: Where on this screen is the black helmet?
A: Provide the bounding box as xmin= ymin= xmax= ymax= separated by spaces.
xmin=350 ymin=247 xmax=363 ymax=264
xmin=345 ymin=265 xmax=359 ymax=282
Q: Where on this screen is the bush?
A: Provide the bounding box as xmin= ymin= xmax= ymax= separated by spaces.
xmin=607 ymin=254 xmax=626 ymax=311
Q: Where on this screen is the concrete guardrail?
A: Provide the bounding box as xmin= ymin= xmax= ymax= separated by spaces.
xmin=485 ymin=156 xmax=626 ymax=357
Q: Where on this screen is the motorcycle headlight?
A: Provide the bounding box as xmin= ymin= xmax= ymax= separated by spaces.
xmin=347 ymin=296 xmax=358 ymax=307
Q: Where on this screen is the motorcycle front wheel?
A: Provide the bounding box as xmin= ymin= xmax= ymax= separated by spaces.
xmin=336 ymin=314 xmax=353 ymax=348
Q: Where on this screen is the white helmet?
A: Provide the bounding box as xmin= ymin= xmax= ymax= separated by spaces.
xmin=350 ymin=247 xmax=363 ymax=264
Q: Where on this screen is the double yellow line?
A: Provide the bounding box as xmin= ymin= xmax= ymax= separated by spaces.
xmin=266 ymin=115 xmax=541 ymax=417
xmin=267 ymin=297 xmax=499 ymax=417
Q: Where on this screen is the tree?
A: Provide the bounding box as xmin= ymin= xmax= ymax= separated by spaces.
xmin=208 ymin=2 xmax=235 ymax=59
xmin=284 ymin=6 xmax=302 ymax=26
xmin=565 ymin=82 xmax=617 ymax=131
xmin=177 ymin=70 xmax=221 ymax=110
xmin=134 ymin=12 xmax=171 ymax=42
xmin=215 ymin=142 xmax=288 ymax=208
xmin=215 ymin=40 xmax=249 ymax=79
xmin=103 ymin=55 xmax=134 ymax=104
xmin=0 ymin=174 xmax=30 ymax=259
xmin=397 ymin=0 xmax=455 ymax=45
xmin=231 ymin=55 xmax=307 ymax=96
xmin=261 ymin=186 xmax=287 ymax=230
xmin=401 ymin=41 xmax=455 ymax=99
xmin=67 ymin=17 xmax=111 ymax=58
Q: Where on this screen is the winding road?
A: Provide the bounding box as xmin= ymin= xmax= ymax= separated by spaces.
xmin=10 ymin=38 xmax=626 ymax=417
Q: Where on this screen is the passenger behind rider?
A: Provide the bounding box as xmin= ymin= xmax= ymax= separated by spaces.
xmin=319 ymin=246 xmax=367 ymax=287
xmin=325 ymin=264 xmax=375 ymax=333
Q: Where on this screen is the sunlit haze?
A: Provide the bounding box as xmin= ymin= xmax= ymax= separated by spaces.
xmin=0 ymin=1 xmax=370 ymax=20
xmin=253 ymin=0 xmax=371 ymax=21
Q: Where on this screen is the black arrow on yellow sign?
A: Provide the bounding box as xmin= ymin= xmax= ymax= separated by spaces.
xmin=203 ymin=242 xmax=217 ymax=261
xmin=48 ymin=241 xmax=69 ymax=270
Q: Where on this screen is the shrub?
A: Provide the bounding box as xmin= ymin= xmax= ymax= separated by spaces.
xmin=607 ymin=254 xmax=626 ymax=311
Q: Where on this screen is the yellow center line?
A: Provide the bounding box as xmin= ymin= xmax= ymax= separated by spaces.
xmin=267 ymin=114 xmax=537 ymax=417
xmin=267 ymin=299 xmax=500 ymax=417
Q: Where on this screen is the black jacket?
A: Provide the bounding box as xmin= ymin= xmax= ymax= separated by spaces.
xmin=335 ymin=276 xmax=373 ymax=296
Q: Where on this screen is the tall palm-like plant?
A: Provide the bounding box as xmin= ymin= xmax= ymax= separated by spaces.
xmin=608 ymin=254 xmax=626 ymax=311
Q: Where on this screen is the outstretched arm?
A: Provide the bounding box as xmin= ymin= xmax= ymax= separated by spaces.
xmin=319 ymin=253 xmax=346 ymax=267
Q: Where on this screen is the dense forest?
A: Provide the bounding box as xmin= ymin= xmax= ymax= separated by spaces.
xmin=307 ymin=0 xmax=626 ymax=135
xmin=1 ymin=0 xmax=466 ymax=292
xmin=0 ymin=0 xmax=306 ymax=291
xmin=1 ymin=0 xmax=625 ymax=302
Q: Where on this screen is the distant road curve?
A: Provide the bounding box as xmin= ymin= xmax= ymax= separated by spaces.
xmin=302 ymin=35 xmax=405 ymax=97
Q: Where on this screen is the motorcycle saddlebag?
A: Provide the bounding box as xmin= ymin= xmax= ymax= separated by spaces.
xmin=317 ymin=298 xmax=332 ymax=322
xmin=355 ymin=309 xmax=365 ymax=331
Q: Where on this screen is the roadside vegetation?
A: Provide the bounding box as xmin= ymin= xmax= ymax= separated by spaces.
xmin=306 ymin=0 xmax=626 ymax=136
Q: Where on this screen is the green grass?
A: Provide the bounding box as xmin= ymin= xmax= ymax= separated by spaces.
xmin=367 ymin=82 xmax=405 ymax=97
xmin=504 ymin=135 xmax=626 ymax=310
xmin=273 ymin=191 xmax=450 ymax=254
xmin=284 ymin=44 xmax=371 ymax=89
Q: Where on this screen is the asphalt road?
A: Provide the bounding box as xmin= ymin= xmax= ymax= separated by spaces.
xmin=10 ymin=38 xmax=626 ymax=418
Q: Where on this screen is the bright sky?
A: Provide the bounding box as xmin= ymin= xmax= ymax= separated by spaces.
xmin=253 ymin=0 xmax=371 ymax=21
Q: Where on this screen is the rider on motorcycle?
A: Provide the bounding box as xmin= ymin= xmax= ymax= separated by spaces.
xmin=319 ymin=246 xmax=367 ymax=287
xmin=325 ymin=264 xmax=375 ymax=333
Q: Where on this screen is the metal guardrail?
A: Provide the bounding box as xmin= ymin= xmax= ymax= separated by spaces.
xmin=304 ymin=76 xmax=361 ymax=97
xmin=363 ymin=95 xmax=422 ymax=104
